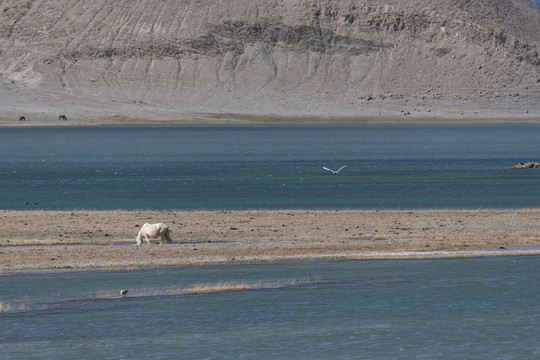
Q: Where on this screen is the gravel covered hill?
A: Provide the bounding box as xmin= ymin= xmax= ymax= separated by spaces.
xmin=1 ymin=0 xmax=539 ymax=121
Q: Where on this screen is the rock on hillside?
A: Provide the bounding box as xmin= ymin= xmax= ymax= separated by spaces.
xmin=0 ymin=0 xmax=539 ymax=120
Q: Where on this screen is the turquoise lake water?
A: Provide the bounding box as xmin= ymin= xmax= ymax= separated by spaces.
xmin=1 ymin=257 xmax=539 ymax=359
xmin=2 ymin=124 xmax=540 ymax=359
xmin=1 ymin=124 xmax=540 ymax=209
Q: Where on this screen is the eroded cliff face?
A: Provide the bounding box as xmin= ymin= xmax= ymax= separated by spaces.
xmin=0 ymin=0 xmax=539 ymax=119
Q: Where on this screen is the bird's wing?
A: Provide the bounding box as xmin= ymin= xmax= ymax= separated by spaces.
xmin=336 ymin=165 xmax=347 ymax=173
xmin=323 ymin=167 xmax=335 ymax=172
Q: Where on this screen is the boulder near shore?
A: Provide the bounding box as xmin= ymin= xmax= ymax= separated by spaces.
xmin=511 ymin=162 xmax=540 ymax=169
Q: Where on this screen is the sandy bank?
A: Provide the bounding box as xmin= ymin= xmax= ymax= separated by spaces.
xmin=2 ymin=113 xmax=540 ymax=127
xmin=1 ymin=209 xmax=540 ymax=271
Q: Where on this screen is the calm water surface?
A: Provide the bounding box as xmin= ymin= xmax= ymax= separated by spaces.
xmin=1 ymin=124 xmax=540 ymax=209
xmin=2 ymin=124 xmax=539 ymax=359
xmin=1 ymin=257 xmax=539 ymax=359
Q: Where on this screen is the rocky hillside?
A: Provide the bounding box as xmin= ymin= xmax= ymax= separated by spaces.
xmin=1 ymin=0 xmax=539 ymax=121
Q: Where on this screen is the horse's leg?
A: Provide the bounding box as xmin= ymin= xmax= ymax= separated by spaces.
xmin=144 ymin=234 xmax=151 ymax=244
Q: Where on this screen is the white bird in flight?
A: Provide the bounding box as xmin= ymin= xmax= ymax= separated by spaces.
xmin=323 ymin=165 xmax=347 ymax=174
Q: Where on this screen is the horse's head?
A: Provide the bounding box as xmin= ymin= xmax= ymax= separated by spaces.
xmin=135 ymin=227 xmax=144 ymax=244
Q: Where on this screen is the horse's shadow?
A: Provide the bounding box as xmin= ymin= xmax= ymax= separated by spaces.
xmin=0 ymin=240 xmax=234 ymax=248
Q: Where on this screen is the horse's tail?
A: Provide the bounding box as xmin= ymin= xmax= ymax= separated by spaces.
xmin=163 ymin=225 xmax=172 ymax=244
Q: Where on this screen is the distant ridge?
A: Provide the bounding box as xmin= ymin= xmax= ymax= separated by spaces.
xmin=0 ymin=0 xmax=539 ymax=121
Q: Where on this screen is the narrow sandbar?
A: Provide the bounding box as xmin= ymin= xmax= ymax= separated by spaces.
xmin=1 ymin=209 xmax=539 ymax=271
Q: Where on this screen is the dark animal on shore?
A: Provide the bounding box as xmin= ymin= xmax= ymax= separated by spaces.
xmin=58 ymin=115 xmax=67 ymax=120
xmin=18 ymin=116 xmax=25 ymax=121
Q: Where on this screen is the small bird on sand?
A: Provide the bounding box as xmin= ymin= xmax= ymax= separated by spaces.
xmin=323 ymin=165 xmax=347 ymax=175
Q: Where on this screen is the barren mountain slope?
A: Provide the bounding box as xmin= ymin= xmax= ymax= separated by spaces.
xmin=0 ymin=0 xmax=539 ymax=121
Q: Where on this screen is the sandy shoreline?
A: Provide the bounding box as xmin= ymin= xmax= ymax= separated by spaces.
xmin=1 ymin=209 xmax=540 ymax=271
xmin=3 ymin=113 xmax=540 ymax=127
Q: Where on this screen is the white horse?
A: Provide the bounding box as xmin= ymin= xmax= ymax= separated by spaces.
xmin=136 ymin=223 xmax=172 ymax=245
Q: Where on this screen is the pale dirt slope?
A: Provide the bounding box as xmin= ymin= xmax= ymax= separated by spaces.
xmin=0 ymin=0 xmax=539 ymax=123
